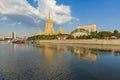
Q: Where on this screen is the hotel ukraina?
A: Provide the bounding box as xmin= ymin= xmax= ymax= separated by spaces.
xmin=38 ymin=12 xmax=97 ymax=38
xmin=37 ymin=13 xmax=64 ymax=35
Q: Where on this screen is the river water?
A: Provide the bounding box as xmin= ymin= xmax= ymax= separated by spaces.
xmin=0 ymin=41 xmax=120 ymax=80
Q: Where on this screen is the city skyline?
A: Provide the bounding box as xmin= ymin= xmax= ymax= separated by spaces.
xmin=0 ymin=0 xmax=120 ymax=37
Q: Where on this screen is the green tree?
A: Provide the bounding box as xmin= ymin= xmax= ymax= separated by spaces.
xmin=97 ymin=31 xmax=112 ymax=39
xmin=91 ymin=32 xmax=97 ymax=38
xmin=113 ymin=30 xmax=119 ymax=38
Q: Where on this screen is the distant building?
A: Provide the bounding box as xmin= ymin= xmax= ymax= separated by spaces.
xmin=38 ymin=12 xmax=64 ymax=35
xmin=57 ymin=28 xmax=64 ymax=34
xmin=78 ymin=24 xmax=97 ymax=33
xmin=71 ymin=24 xmax=97 ymax=38
xmin=0 ymin=36 xmax=5 ymax=40
xmin=11 ymin=32 xmax=16 ymax=40
xmin=71 ymin=28 xmax=88 ymax=38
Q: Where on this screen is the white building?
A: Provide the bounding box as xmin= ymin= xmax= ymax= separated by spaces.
xmin=71 ymin=24 xmax=97 ymax=38
xmin=78 ymin=24 xmax=97 ymax=34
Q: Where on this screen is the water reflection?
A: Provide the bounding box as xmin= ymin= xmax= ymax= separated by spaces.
xmin=1 ymin=42 xmax=120 ymax=80
xmin=36 ymin=44 xmax=120 ymax=80
xmin=56 ymin=44 xmax=68 ymax=54
xmin=71 ymin=47 xmax=97 ymax=61
xmin=13 ymin=44 xmax=16 ymax=53
xmin=37 ymin=44 xmax=120 ymax=61
xmin=44 ymin=44 xmax=55 ymax=61
xmin=113 ymin=52 xmax=120 ymax=56
xmin=37 ymin=44 xmax=72 ymax=80
xmin=37 ymin=44 xmax=67 ymax=58
xmin=37 ymin=44 xmax=55 ymax=61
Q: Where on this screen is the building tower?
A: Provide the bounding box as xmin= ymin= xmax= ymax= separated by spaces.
xmin=58 ymin=27 xmax=64 ymax=34
xmin=11 ymin=32 xmax=16 ymax=40
xmin=45 ymin=12 xmax=55 ymax=35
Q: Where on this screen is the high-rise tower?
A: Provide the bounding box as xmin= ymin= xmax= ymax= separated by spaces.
xmin=45 ymin=12 xmax=55 ymax=35
xmin=11 ymin=32 xmax=16 ymax=40
xmin=37 ymin=12 xmax=64 ymax=35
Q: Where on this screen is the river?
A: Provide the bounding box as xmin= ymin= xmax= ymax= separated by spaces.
xmin=0 ymin=41 xmax=120 ymax=80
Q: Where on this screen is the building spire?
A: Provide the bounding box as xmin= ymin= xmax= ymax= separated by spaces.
xmin=48 ymin=10 xmax=51 ymax=20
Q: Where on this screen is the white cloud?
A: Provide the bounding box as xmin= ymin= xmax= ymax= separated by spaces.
xmin=11 ymin=22 xmax=22 ymax=26
xmin=0 ymin=0 xmax=72 ymax=26
xmin=0 ymin=0 xmax=40 ymax=16
xmin=18 ymin=22 xmax=22 ymax=25
xmin=72 ymin=17 xmax=80 ymax=21
xmin=0 ymin=16 xmax=8 ymax=21
xmin=76 ymin=18 xmax=80 ymax=21
xmin=11 ymin=23 xmax=16 ymax=26
xmin=69 ymin=22 xmax=74 ymax=25
xmin=37 ymin=0 xmax=72 ymax=24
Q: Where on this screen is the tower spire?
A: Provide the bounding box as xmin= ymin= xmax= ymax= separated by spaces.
xmin=48 ymin=10 xmax=50 ymax=20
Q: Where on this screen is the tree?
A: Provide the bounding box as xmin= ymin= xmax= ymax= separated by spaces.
xmin=97 ymin=31 xmax=112 ymax=39
xmin=113 ymin=30 xmax=119 ymax=38
xmin=91 ymin=32 xmax=97 ymax=38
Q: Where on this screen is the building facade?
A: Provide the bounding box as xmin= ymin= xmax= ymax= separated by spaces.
xmin=38 ymin=13 xmax=64 ymax=35
xmin=71 ymin=24 xmax=97 ymax=38
xmin=71 ymin=29 xmax=88 ymax=38
xmin=11 ymin=32 xmax=16 ymax=40
xmin=45 ymin=13 xmax=55 ymax=35
xmin=78 ymin=24 xmax=97 ymax=34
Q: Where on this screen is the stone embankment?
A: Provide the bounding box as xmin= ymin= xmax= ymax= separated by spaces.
xmin=36 ymin=39 xmax=120 ymax=52
xmin=36 ymin=39 xmax=120 ymax=45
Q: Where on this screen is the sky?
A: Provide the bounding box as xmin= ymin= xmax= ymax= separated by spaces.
xmin=0 ymin=0 xmax=120 ymax=37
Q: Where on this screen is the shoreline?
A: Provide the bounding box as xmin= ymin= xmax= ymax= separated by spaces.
xmin=36 ymin=39 xmax=120 ymax=52
xmin=36 ymin=39 xmax=120 ymax=45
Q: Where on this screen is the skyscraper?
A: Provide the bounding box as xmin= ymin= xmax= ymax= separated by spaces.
xmin=45 ymin=12 xmax=55 ymax=35
xmin=11 ymin=32 xmax=16 ymax=40
xmin=37 ymin=11 xmax=64 ymax=35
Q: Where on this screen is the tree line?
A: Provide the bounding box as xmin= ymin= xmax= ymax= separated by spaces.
xmin=28 ymin=34 xmax=74 ymax=40
xmin=28 ymin=30 xmax=120 ymax=40
xmin=91 ymin=30 xmax=120 ymax=39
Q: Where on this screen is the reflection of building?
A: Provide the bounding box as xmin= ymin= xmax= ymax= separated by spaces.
xmin=36 ymin=44 xmax=70 ymax=78
xmin=71 ymin=24 xmax=97 ymax=38
xmin=38 ymin=12 xmax=64 ymax=35
xmin=13 ymin=44 xmax=17 ymax=53
xmin=71 ymin=47 xmax=97 ymax=61
xmin=57 ymin=44 xmax=67 ymax=54
xmin=11 ymin=32 xmax=16 ymax=40
xmin=37 ymin=44 xmax=55 ymax=60
xmin=0 ymin=36 xmax=5 ymax=40
xmin=44 ymin=44 xmax=55 ymax=60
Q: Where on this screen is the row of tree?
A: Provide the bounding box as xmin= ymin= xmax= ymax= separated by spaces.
xmin=28 ymin=30 xmax=120 ymax=40
xmin=91 ymin=30 xmax=120 ymax=39
xmin=28 ymin=34 xmax=74 ymax=40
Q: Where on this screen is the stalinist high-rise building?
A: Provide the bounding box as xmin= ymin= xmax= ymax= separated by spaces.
xmin=45 ymin=12 xmax=55 ymax=35
xmin=38 ymin=12 xmax=64 ymax=35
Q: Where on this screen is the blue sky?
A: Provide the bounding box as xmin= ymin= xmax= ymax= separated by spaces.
xmin=57 ymin=0 xmax=120 ymax=30
xmin=0 ymin=0 xmax=120 ymax=37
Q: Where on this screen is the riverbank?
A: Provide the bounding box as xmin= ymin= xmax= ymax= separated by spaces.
xmin=36 ymin=39 xmax=120 ymax=53
xmin=36 ymin=39 xmax=120 ymax=45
